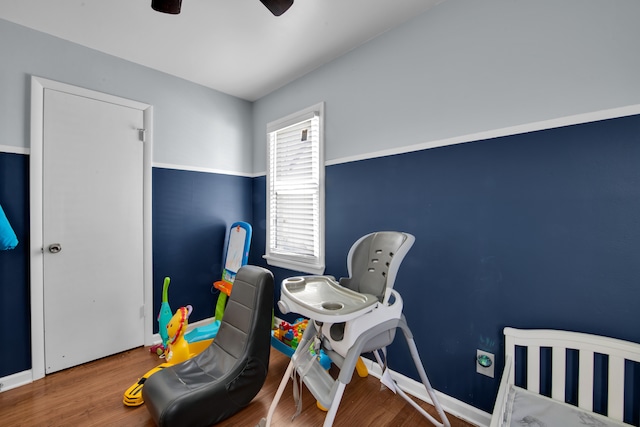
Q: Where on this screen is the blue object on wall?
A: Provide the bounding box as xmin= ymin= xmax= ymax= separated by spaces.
xmin=0 ymin=152 xmax=30 ymax=378
xmin=0 ymin=202 xmax=18 ymax=250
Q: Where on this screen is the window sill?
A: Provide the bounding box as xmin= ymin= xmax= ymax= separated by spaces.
xmin=263 ymin=255 xmax=325 ymax=275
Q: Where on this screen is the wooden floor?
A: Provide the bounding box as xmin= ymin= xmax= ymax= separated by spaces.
xmin=0 ymin=346 xmax=476 ymax=427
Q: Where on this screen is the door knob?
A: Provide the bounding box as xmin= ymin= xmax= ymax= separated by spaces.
xmin=48 ymin=243 xmax=62 ymax=253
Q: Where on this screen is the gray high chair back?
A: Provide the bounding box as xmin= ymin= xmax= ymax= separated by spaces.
xmin=339 ymin=231 xmax=413 ymax=302
xmin=329 ymin=231 xmax=414 ymax=349
xmin=259 ymin=232 xmax=450 ymax=427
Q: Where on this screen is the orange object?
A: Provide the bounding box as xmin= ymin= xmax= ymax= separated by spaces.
xmin=213 ymin=280 xmax=233 ymax=296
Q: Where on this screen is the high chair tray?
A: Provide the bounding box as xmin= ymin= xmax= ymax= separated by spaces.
xmin=279 ymin=276 xmax=378 ymax=323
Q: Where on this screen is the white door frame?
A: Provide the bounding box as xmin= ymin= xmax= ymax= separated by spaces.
xmin=29 ymin=76 xmax=154 ymax=381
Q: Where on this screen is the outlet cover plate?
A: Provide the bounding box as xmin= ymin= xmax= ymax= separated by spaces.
xmin=476 ymin=349 xmax=495 ymax=378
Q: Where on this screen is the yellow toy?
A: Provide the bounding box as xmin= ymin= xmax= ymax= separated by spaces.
xmin=123 ymin=306 xmax=212 ymax=407
xmin=164 ymin=306 xmax=191 ymax=364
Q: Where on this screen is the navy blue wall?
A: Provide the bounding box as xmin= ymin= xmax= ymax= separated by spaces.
xmin=4 ymin=115 xmax=640 ymax=418
xmin=252 ymin=114 xmax=640 ymax=413
xmin=0 ymin=152 xmax=30 ymax=377
xmin=152 ymin=167 xmax=253 ymax=331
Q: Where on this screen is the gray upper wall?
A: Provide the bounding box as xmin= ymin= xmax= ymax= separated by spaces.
xmin=3 ymin=0 xmax=640 ymax=177
xmin=0 ymin=18 xmax=253 ymax=175
xmin=252 ymin=0 xmax=640 ymax=173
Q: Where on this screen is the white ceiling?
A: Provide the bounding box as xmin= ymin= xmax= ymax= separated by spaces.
xmin=0 ymin=0 xmax=442 ymax=101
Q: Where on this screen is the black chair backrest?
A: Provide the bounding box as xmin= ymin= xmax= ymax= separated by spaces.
xmin=143 ymin=265 xmax=274 ymax=427
xmin=200 ymin=264 xmax=274 ymax=380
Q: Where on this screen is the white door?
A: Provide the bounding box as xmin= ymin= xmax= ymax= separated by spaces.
xmin=42 ymin=88 xmax=145 ymax=373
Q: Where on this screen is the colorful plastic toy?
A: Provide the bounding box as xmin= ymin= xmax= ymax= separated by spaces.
xmin=0 ymin=202 xmax=18 ymax=251
xmin=164 ymin=306 xmax=192 ymax=364
xmin=149 ymin=277 xmax=172 ymax=356
xmin=184 ymin=221 xmax=252 ymax=344
xmin=123 ymin=306 xmax=212 ymax=407
xmin=213 ymin=221 xmax=252 ymax=321
xmin=271 ymin=318 xmax=331 ymax=370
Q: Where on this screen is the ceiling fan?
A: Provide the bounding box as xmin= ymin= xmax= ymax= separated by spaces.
xmin=151 ymin=0 xmax=294 ymax=16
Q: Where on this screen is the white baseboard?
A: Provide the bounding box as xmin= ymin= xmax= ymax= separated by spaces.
xmin=362 ymin=358 xmax=492 ymax=427
xmin=0 ymin=370 xmax=34 ymax=393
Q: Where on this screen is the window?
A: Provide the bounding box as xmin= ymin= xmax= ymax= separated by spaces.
xmin=264 ymin=102 xmax=325 ymax=275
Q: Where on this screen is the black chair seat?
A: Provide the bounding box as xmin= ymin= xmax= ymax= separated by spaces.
xmin=143 ymin=265 xmax=274 ymax=427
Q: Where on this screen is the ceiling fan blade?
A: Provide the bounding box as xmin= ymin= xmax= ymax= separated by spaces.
xmin=150 ymin=0 xmax=292 ymax=16
xmin=151 ymin=0 xmax=182 ymax=14
xmin=260 ymin=0 xmax=294 ymax=16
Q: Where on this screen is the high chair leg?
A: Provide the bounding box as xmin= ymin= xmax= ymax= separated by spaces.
xmin=322 ymin=381 xmax=346 ymax=427
xmin=398 ymin=321 xmax=450 ymax=427
xmin=257 ymin=360 xmax=294 ymax=427
xmin=403 ymin=335 xmax=450 ymax=427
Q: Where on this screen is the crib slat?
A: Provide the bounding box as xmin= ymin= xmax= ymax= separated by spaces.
xmin=498 ymin=328 xmax=640 ymax=427
xmin=607 ymin=355 xmax=625 ymax=422
xmin=527 ymin=345 xmax=540 ymax=393
xmin=506 ymin=334 xmax=516 ymax=385
xmin=551 ymin=346 xmax=566 ymax=401
xmin=578 ymin=349 xmax=594 ymax=411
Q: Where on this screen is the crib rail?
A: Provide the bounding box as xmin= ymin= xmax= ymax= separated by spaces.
xmin=503 ymin=327 xmax=640 ymax=425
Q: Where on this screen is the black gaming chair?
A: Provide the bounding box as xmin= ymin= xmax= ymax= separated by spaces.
xmin=142 ymin=265 xmax=274 ymax=427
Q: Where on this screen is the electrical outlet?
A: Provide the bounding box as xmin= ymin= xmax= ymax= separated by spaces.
xmin=476 ymin=349 xmax=495 ymax=378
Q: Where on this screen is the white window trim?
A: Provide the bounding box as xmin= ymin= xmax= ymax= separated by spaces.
xmin=264 ymin=102 xmax=325 ymax=275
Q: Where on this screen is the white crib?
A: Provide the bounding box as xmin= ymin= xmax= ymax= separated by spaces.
xmin=491 ymin=327 xmax=640 ymax=427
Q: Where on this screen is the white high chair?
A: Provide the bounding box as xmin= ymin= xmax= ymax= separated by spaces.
xmin=258 ymin=232 xmax=450 ymax=427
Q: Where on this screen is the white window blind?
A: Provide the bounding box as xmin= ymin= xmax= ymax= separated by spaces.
xmin=264 ymin=103 xmax=325 ymax=274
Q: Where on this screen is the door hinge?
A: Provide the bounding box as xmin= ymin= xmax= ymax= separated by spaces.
xmin=140 ymin=305 xmax=145 ymax=318
xmin=138 ymin=128 xmax=146 ymax=142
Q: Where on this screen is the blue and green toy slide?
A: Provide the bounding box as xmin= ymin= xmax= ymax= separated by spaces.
xmin=184 ymin=221 xmax=252 ymax=344
xmin=150 ymin=277 xmax=173 ymax=355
